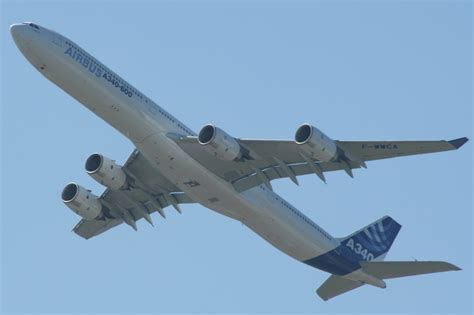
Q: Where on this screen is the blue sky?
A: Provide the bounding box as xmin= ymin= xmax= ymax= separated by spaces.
xmin=1 ymin=0 xmax=472 ymax=313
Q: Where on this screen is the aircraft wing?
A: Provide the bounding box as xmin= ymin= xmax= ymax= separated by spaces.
xmin=73 ymin=150 xmax=195 ymax=239
xmin=174 ymin=136 xmax=468 ymax=192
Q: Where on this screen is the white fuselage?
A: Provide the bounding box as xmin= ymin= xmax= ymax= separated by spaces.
xmin=12 ymin=24 xmax=340 ymax=265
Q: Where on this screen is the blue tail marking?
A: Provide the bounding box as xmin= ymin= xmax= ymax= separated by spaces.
xmin=304 ymin=216 xmax=402 ymax=275
xmin=341 ymin=216 xmax=402 ymax=261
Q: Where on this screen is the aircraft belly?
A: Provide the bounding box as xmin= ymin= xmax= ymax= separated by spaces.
xmin=241 ymin=188 xmax=333 ymax=261
xmin=136 ymin=133 xmax=330 ymax=262
xmin=135 ymin=133 xmax=253 ymax=221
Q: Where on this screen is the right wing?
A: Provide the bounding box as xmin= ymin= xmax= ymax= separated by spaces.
xmin=174 ymin=136 xmax=468 ymax=192
xmin=73 ymin=150 xmax=195 ymax=239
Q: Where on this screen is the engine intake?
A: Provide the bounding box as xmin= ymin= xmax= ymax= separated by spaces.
xmin=295 ymin=124 xmax=338 ymax=161
xmin=85 ymin=153 xmax=127 ymax=190
xmin=61 ymin=183 xmax=102 ymax=220
xmin=198 ymin=124 xmax=241 ymax=161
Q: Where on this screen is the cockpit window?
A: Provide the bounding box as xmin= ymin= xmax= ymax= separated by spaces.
xmin=22 ymin=22 xmax=40 ymax=30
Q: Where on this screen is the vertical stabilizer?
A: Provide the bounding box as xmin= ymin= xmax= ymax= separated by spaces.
xmin=338 ymin=216 xmax=402 ymax=261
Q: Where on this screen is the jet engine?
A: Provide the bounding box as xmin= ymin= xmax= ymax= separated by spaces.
xmin=198 ymin=124 xmax=241 ymax=161
xmin=61 ymin=183 xmax=102 ymax=220
xmin=295 ymin=124 xmax=338 ymax=161
xmin=85 ymin=153 xmax=127 ymax=190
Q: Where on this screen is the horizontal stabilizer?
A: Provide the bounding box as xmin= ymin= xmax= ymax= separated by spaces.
xmin=316 ymin=261 xmax=460 ymax=301
xmin=317 ymin=275 xmax=363 ymax=301
xmin=360 ymin=261 xmax=461 ymax=279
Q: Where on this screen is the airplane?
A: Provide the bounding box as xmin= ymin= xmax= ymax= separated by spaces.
xmin=11 ymin=22 xmax=469 ymax=301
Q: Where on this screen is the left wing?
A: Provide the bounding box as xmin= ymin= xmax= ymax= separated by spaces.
xmin=72 ymin=150 xmax=195 ymax=239
xmin=73 ymin=188 xmax=194 ymax=239
xmin=174 ymin=136 xmax=468 ymax=192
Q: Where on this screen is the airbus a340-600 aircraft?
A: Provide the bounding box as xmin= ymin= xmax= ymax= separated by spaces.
xmin=11 ymin=22 xmax=468 ymax=301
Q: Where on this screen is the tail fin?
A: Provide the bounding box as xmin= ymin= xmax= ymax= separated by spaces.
xmin=317 ymin=261 xmax=461 ymax=301
xmin=338 ymin=216 xmax=402 ymax=261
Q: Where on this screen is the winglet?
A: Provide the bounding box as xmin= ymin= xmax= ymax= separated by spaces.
xmin=446 ymin=263 xmax=462 ymax=271
xmin=448 ymin=137 xmax=469 ymax=149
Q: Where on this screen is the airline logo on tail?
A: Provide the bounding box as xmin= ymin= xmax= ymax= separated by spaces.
xmin=305 ymin=216 xmax=402 ymax=275
xmin=341 ymin=216 xmax=401 ymax=262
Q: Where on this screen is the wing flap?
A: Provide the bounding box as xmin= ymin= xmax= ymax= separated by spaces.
xmin=232 ymin=160 xmax=361 ymax=192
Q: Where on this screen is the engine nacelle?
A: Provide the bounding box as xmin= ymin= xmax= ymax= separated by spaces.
xmin=295 ymin=124 xmax=338 ymax=161
xmin=85 ymin=153 xmax=127 ymax=190
xmin=61 ymin=183 xmax=102 ymax=220
xmin=198 ymin=124 xmax=241 ymax=161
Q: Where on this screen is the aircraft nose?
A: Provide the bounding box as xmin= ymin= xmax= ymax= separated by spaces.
xmin=10 ymin=23 xmax=32 ymax=48
xmin=11 ymin=23 xmax=27 ymax=40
